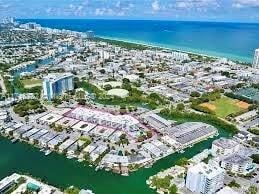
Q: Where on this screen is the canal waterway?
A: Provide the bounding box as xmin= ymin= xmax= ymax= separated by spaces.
xmin=0 ymin=126 xmax=232 ymax=194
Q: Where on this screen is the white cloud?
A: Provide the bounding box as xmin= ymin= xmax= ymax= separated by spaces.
xmin=174 ymin=0 xmax=220 ymax=11
xmin=232 ymin=0 xmax=259 ymax=8
xmin=152 ymin=0 xmax=160 ymax=12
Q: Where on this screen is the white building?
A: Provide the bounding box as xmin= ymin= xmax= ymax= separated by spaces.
xmin=211 ymin=138 xmax=240 ymax=156
xmin=221 ymin=154 xmax=255 ymax=175
xmin=186 ymin=162 xmax=225 ymax=194
xmin=252 ymin=48 xmax=259 ymax=68
xmin=43 ymin=73 xmax=74 ymax=100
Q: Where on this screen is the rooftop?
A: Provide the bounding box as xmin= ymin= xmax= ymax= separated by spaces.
xmin=213 ymin=138 xmax=239 ymax=149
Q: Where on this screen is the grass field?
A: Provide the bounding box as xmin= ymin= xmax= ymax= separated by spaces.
xmin=21 ymin=79 xmax=42 ymax=88
xmin=200 ymin=96 xmax=249 ymax=118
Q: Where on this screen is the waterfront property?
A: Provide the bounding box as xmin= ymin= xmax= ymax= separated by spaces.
xmin=66 ymin=106 xmax=149 ymax=138
xmin=43 ymin=73 xmax=74 ymax=100
xmin=186 ymin=162 xmax=225 ymax=194
xmin=252 ymin=48 xmax=259 ymax=69
xmin=164 ymin=122 xmax=217 ymax=149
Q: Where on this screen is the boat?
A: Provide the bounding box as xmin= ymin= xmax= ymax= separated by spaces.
xmin=67 ymin=155 xmax=74 ymax=159
xmin=11 ymin=138 xmax=18 ymax=143
xmin=179 ymin=150 xmax=185 ymax=153
xmin=44 ymin=150 xmax=52 ymax=156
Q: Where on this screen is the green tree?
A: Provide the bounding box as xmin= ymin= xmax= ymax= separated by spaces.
xmin=176 ymin=103 xmax=185 ymax=111
xmin=169 ymin=184 xmax=178 ymax=194
xmin=246 ymin=185 xmax=258 ymax=194
xmin=251 ymin=154 xmax=259 ymax=164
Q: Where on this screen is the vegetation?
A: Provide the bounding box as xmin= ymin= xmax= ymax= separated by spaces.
xmin=168 ymin=184 xmax=178 ymax=194
xmin=191 ymin=89 xmax=248 ymax=118
xmin=151 ymin=175 xmax=171 ymax=189
xmin=13 ymin=77 xmax=42 ymax=96
xmin=228 ymin=180 xmax=240 ymax=188
xmin=93 ymin=37 xmax=149 ymax=50
xmin=225 ymin=92 xmax=256 ymax=104
xmin=13 ymin=99 xmax=45 ymax=117
xmin=3 ymin=76 xmax=15 ymax=95
xmin=160 ymin=108 xmax=238 ymax=134
xmin=21 ymin=78 xmax=42 ymax=88
xmin=64 ymin=186 xmax=80 ymax=194
xmin=175 ymin=157 xmax=189 ymax=166
xmin=251 ymin=154 xmax=259 ymax=164
xmin=248 ymin=128 xmax=259 ymax=135
xmin=246 ymin=185 xmax=258 ymax=194
xmin=78 ymin=80 xmax=167 ymax=109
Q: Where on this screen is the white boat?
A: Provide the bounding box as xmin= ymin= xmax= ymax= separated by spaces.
xmin=11 ymin=138 xmax=18 ymax=143
xmin=67 ymin=155 xmax=74 ymax=159
xmin=45 ymin=150 xmax=52 ymax=156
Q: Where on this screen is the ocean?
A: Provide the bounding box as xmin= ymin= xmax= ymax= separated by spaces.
xmin=19 ymin=19 xmax=259 ymax=63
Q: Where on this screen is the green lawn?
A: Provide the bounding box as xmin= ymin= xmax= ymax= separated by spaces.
xmin=21 ymin=79 xmax=42 ymax=88
xmin=210 ymin=97 xmax=245 ymax=118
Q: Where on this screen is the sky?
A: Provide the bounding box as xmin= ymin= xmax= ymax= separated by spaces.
xmin=0 ymin=0 xmax=259 ymax=22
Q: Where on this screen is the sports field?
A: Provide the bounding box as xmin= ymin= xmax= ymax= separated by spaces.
xmin=200 ymin=96 xmax=249 ymax=118
xmin=21 ymin=79 xmax=42 ymax=88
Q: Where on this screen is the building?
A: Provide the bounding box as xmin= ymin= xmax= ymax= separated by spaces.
xmin=166 ymin=122 xmax=217 ymax=148
xmin=217 ymin=186 xmax=238 ymax=194
xmin=211 ymin=138 xmax=240 ymax=156
xmin=43 ymin=73 xmax=74 ymax=100
xmin=220 ymin=154 xmax=255 ymax=175
xmin=186 ymin=162 xmax=225 ymax=194
xmin=252 ymin=48 xmax=259 ymax=68
xmin=66 ymin=107 xmax=148 ymax=138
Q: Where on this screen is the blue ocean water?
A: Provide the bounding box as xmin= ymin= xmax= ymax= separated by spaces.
xmin=20 ymin=19 xmax=259 ymax=63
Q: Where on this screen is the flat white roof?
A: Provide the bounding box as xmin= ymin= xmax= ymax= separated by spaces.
xmin=72 ymin=121 xmax=97 ymax=133
xmin=39 ymin=113 xmax=63 ymax=124
xmin=69 ymin=107 xmax=140 ymax=126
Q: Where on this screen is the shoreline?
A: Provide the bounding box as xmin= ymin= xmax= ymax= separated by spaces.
xmin=96 ymin=35 xmax=252 ymax=65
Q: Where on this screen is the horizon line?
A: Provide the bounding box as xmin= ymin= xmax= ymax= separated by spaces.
xmin=16 ymin=18 xmax=259 ymax=24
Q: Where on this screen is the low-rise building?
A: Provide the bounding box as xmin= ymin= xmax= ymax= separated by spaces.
xmin=220 ymin=154 xmax=255 ymax=175
xmin=211 ymin=138 xmax=240 ymax=156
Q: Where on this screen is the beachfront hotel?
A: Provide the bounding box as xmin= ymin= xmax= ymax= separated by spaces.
xmin=252 ymin=48 xmax=259 ymax=68
xmin=43 ymin=73 xmax=74 ymax=100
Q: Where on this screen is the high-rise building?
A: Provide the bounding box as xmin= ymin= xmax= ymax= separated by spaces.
xmin=252 ymin=48 xmax=259 ymax=68
xmin=43 ymin=73 xmax=74 ymax=100
xmin=186 ymin=162 xmax=225 ymax=194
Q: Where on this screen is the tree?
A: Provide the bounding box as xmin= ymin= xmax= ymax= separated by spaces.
xmin=146 ymin=131 xmax=153 ymax=138
xmin=251 ymin=154 xmax=259 ymax=164
xmin=103 ymin=84 xmax=112 ymax=91
xmin=228 ymin=180 xmax=240 ymax=188
xmin=77 ymin=99 xmax=86 ymax=105
xmin=246 ymin=185 xmax=258 ymax=194
xmin=190 ymin=91 xmax=201 ymax=98
xmin=175 ymin=157 xmax=189 ymax=166
xmin=122 ymin=78 xmax=130 ymax=84
xmin=169 ymin=184 xmax=178 ymax=194
xmin=100 ymin=69 xmax=106 ymax=74
xmin=25 ymin=115 xmax=29 ymax=123
xmin=176 ymin=103 xmax=185 ymax=111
